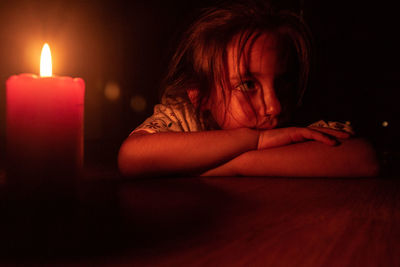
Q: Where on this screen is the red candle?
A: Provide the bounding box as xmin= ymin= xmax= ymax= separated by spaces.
xmin=6 ymin=44 xmax=84 ymax=194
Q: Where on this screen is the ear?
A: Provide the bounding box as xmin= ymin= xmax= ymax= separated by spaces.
xmin=187 ymin=88 xmax=212 ymax=110
xmin=187 ymin=88 xmax=199 ymax=107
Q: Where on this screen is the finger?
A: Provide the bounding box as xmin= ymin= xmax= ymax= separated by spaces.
xmin=308 ymin=126 xmax=351 ymax=139
xmin=297 ymin=128 xmax=338 ymax=146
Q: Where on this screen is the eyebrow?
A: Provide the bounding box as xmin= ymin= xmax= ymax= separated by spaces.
xmin=229 ymin=72 xmax=262 ymax=82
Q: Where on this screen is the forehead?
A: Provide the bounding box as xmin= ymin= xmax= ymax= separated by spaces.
xmin=226 ymin=33 xmax=284 ymax=76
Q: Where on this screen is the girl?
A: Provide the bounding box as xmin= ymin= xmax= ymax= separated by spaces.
xmin=118 ymin=0 xmax=379 ymax=177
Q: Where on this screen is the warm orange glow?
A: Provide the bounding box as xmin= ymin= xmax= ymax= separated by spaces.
xmin=40 ymin=43 xmax=52 ymax=77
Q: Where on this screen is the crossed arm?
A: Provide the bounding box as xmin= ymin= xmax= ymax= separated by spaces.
xmin=118 ymin=127 xmax=379 ymax=177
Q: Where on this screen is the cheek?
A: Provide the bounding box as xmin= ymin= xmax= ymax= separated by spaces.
xmin=209 ymin=90 xmax=258 ymax=129
xmin=227 ymin=92 xmax=258 ymax=125
xmin=234 ymin=90 xmax=261 ymax=114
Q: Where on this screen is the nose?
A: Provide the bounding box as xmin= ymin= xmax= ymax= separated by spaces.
xmin=261 ymin=85 xmax=281 ymax=117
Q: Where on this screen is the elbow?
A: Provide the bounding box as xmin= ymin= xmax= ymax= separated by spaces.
xmin=362 ymin=154 xmax=380 ymax=177
xmin=118 ymin=140 xmax=134 ymax=177
xmin=350 ymin=138 xmax=381 ymax=177
xmin=118 ymin=144 xmax=131 ymax=177
xmin=357 ymin=155 xmax=380 ymax=177
xmin=118 ymin=137 xmax=146 ymax=177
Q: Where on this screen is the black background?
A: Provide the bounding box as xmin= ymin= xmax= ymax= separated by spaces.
xmin=0 ymin=0 xmax=399 ymax=168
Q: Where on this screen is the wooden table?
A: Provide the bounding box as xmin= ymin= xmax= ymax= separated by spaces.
xmin=0 ymin=168 xmax=399 ymax=266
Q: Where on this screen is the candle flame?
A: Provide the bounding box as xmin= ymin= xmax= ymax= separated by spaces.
xmin=40 ymin=43 xmax=52 ymax=77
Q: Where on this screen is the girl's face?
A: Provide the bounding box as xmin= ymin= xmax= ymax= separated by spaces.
xmin=208 ymin=33 xmax=288 ymax=130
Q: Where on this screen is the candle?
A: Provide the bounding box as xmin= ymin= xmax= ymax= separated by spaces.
xmin=6 ymin=44 xmax=85 ymax=195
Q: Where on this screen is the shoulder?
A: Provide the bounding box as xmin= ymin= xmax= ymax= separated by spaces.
xmin=131 ymin=96 xmax=209 ymax=134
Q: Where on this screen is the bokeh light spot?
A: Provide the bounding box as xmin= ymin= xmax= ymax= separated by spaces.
xmin=382 ymin=121 xmax=389 ymax=127
xmin=130 ymin=95 xmax=147 ymax=112
xmin=104 ymin=81 xmax=120 ymax=101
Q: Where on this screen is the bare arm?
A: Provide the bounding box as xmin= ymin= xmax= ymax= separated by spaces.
xmin=201 ymin=138 xmax=380 ymax=177
xmin=118 ymin=128 xmax=259 ymax=176
xmin=118 ymin=127 xmax=349 ymax=177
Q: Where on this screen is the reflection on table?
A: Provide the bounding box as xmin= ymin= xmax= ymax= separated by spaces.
xmin=0 ymin=167 xmax=399 ymax=266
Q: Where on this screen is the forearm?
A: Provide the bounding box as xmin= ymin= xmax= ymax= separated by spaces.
xmin=118 ymin=128 xmax=259 ymax=176
xmin=202 ymin=138 xmax=380 ymax=177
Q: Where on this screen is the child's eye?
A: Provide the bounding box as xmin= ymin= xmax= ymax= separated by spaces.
xmin=235 ymin=80 xmax=258 ymax=92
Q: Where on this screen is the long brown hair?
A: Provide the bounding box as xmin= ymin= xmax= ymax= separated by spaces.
xmin=162 ymin=0 xmax=312 ymax=126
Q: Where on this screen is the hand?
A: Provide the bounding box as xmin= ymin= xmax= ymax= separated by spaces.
xmin=257 ymin=127 xmax=351 ymax=150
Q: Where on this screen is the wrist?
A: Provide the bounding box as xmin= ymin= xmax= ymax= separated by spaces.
xmin=230 ymin=127 xmax=260 ymax=151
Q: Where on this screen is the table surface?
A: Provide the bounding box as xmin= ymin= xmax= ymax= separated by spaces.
xmin=0 ymin=168 xmax=399 ymax=266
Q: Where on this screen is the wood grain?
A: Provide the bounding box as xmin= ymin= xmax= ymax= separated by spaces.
xmin=111 ymin=177 xmax=400 ymax=267
xmin=1 ymin=175 xmax=399 ymax=266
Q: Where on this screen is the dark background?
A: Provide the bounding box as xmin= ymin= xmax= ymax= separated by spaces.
xmin=0 ymin=0 xmax=398 ymax=169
